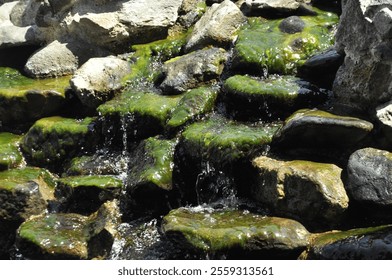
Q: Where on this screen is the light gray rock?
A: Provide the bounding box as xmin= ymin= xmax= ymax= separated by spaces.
xmin=0 ymin=24 xmax=38 ymax=49
xmin=251 ymin=156 xmax=349 ymax=225
xmin=9 ymin=0 xmax=42 ymax=27
xmin=70 ymin=56 xmax=131 ymax=108
xmin=24 ymin=40 xmax=78 ymax=78
xmin=0 ymin=1 xmax=18 ymax=23
xmin=347 ymin=148 xmax=392 ymax=206
xmin=185 ymin=0 xmax=246 ymax=52
xmin=160 ymin=48 xmax=228 ymax=94
xmin=376 ymin=101 xmax=392 ymax=145
xmin=241 ymin=0 xmax=302 ymax=16
xmin=333 ymin=0 xmax=392 ymax=113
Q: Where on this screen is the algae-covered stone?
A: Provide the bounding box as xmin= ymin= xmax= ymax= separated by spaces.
xmin=16 ymin=201 xmax=119 ymax=259
xmin=56 ymin=175 xmax=123 ymax=214
xmin=221 ymin=75 xmax=328 ymax=120
xmin=273 ymin=109 xmax=374 ymax=149
xmin=0 ymin=132 xmax=24 ymax=170
xmin=347 ymin=148 xmax=392 ymax=207
xmin=159 ymin=47 xmax=228 ymax=94
xmin=232 ymin=10 xmax=338 ymax=74
xmin=162 ymin=207 xmax=310 ymax=257
xmin=251 ymin=156 xmax=349 ymax=226
xmin=124 ymin=137 xmax=177 ymax=214
xmin=21 ymin=116 xmax=98 ymax=169
xmin=0 ymin=167 xmax=56 ymax=224
xmin=0 ymin=67 xmax=69 ymax=125
xmin=167 ymin=86 xmax=219 ymax=131
xmin=173 ymin=116 xmax=281 ymax=203
xmin=300 ymin=225 xmax=392 ymax=259
xmin=98 ymin=91 xmax=181 ymax=145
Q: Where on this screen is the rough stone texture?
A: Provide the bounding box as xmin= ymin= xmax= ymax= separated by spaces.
xmin=347 ymin=148 xmax=392 ymax=206
xmin=333 ymin=0 xmax=392 ymax=113
xmin=185 ymin=0 xmax=246 ymax=52
xmin=251 ymin=156 xmax=349 ymax=225
xmin=24 ymin=40 xmax=78 ymax=78
xmin=300 ymin=225 xmax=392 ymax=260
xmin=70 ymin=56 xmax=131 ymax=108
xmin=0 ymin=23 xmax=38 ymax=49
xmin=9 ymin=0 xmax=42 ymax=27
xmin=162 ymin=207 xmax=310 ymax=257
xmin=160 ymin=48 xmax=228 ymax=94
xmin=240 ymin=0 xmax=304 ymax=17
xmin=273 ymin=109 xmax=374 ymax=149
xmin=376 ymin=101 xmax=392 ymax=146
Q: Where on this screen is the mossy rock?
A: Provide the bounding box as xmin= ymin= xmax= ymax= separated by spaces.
xmin=0 ymin=67 xmax=69 ymax=125
xmin=124 ymin=137 xmax=177 ymax=215
xmin=162 ymin=207 xmax=310 ymax=258
xmin=272 ymin=109 xmax=374 ymax=149
xmin=21 ymin=116 xmax=98 ymax=170
xmin=173 ymin=116 xmax=281 ymax=204
xmin=250 ymin=156 xmax=349 ymax=227
xmin=98 ymin=91 xmax=181 ymax=146
xmin=300 ymin=225 xmax=392 ymax=259
xmin=221 ymin=75 xmax=329 ymax=120
xmin=16 ymin=203 xmax=117 ymax=260
xmin=0 ymin=167 xmax=56 ymax=224
xmin=55 ymin=175 xmax=123 ymax=214
xmin=0 ymin=132 xmax=24 ymax=170
xmin=167 ymin=86 xmax=219 ymax=132
xmin=232 ymin=9 xmax=338 ymax=74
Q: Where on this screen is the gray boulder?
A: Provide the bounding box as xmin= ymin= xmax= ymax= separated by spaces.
xmin=333 ymin=0 xmax=392 ymax=113
xmin=24 ymin=40 xmax=78 ymax=78
xmin=251 ymin=156 xmax=349 ymax=225
xmin=185 ymin=0 xmax=246 ymax=52
xmin=240 ymin=0 xmax=310 ymax=16
xmin=347 ymin=148 xmax=392 ymax=206
xmin=376 ymin=101 xmax=392 ymax=146
xmin=70 ymin=56 xmax=131 ymax=108
xmin=160 ymin=48 xmax=228 ymax=94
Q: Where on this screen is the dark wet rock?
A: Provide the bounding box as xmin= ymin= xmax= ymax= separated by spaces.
xmin=173 ymin=116 xmax=281 ymax=204
xmin=221 ymin=75 xmax=329 ymax=121
xmin=0 ymin=132 xmax=24 ymax=171
xmin=232 ymin=10 xmax=338 ymax=74
xmin=0 ymin=167 xmax=55 ymax=225
xmin=159 ymin=48 xmax=228 ymax=94
xmin=279 ymin=16 xmax=305 ymax=34
xmin=346 ymin=148 xmax=392 ymax=207
xmin=162 ymin=207 xmax=310 ymax=258
xmin=123 ymin=137 xmax=176 ymax=215
xmin=24 ymin=40 xmax=78 ymax=78
xmin=65 ymin=153 xmax=127 ymax=176
xmin=167 ymin=85 xmax=219 ymax=132
xmin=300 ymin=225 xmax=392 ymax=260
xmin=273 ymin=109 xmax=374 ymax=149
xmin=0 ymin=67 xmax=68 ymax=125
xmin=333 ymin=0 xmax=392 ymax=113
xmin=70 ymin=56 xmax=131 ymax=108
xmin=21 ymin=116 xmax=98 ymax=170
xmin=184 ymin=0 xmax=246 ymax=52
xmin=177 ymin=0 xmax=206 ymax=29
xmin=98 ymin=91 xmax=181 ymax=146
xmin=9 ymin=0 xmax=42 ymax=27
xmin=16 ymin=200 xmax=120 ymax=259
xmin=55 ymin=175 xmax=123 ymax=214
xmin=250 ymin=156 xmax=349 ymax=226
xmin=297 ymin=49 xmax=344 ymax=89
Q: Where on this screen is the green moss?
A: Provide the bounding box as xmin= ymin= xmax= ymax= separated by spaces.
xmin=0 ymin=67 xmax=70 ymax=98
xmin=163 ymin=208 xmax=309 ymax=252
xmin=167 ymin=86 xmax=218 ymax=128
xmin=0 ymin=167 xmax=56 ymax=192
xmin=0 ymin=132 xmax=24 ymax=170
xmin=233 ymin=9 xmax=338 ymax=74
xmin=32 ymin=116 xmax=93 ymax=135
xmin=98 ymin=91 xmax=181 ymax=124
xmin=181 ymin=117 xmax=281 ymax=160
xmin=58 ymin=175 xmax=123 ymax=190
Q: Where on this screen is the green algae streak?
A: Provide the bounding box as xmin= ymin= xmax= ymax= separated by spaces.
xmin=0 ymin=132 xmax=24 ymax=170
xmin=58 ymin=175 xmax=123 ymax=190
xmin=0 ymin=167 xmax=55 ymax=191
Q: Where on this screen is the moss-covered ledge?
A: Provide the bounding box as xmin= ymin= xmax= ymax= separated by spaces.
xmin=0 ymin=132 xmax=24 ymax=170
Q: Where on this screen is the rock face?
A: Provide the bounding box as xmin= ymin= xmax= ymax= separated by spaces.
xmin=160 ymin=48 xmax=228 ymax=94
xmin=347 ymin=148 xmax=392 ymax=206
xmin=240 ymin=0 xmax=304 ymax=17
xmin=251 ymin=156 xmax=349 ymax=226
xmin=185 ymin=0 xmax=246 ymax=51
xmin=333 ymin=0 xmax=392 ymax=113
xmin=273 ymin=109 xmax=374 ymax=149
xmin=70 ymin=56 xmax=131 ymax=108
xmin=162 ymin=207 xmax=310 ymax=257
xmin=0 ymin=132 xmax=24 ymax=170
